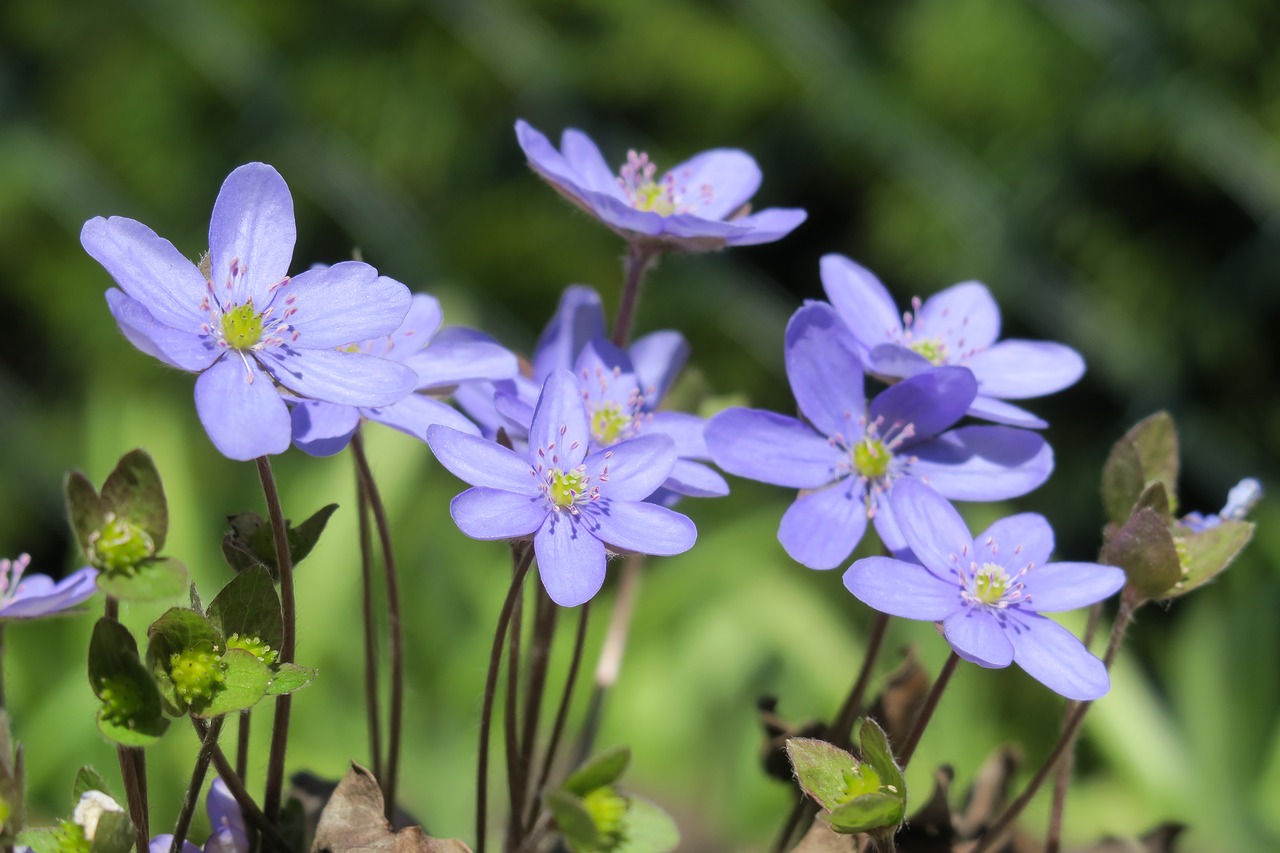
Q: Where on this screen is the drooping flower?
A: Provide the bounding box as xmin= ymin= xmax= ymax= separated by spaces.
xmin=290 ymin=292 xmax=519 ymax=455
xmin=81 ymin=162 xmax=418 ymax=461
xmin=150 ymin=778 xmax=248 ymax=853
xmin=427 ymin=369 xmax=697 ymax=607
xmin=1181 ymin=477 xmax=1262 ymax=533
xmin=515 ymin=120 xmax=806 ymax=252
xmin=706 ymin=302 xmax=1053 ymax=569
xmin=0 ymin=553 xmax=97 ymax=620
xmin=456 ymin=285 xmax=727 ymax=504
xmin=820 ymin=254 xmax=1085 ymax=428
xmin=844 ymin=479 xmax=1126 ymax=700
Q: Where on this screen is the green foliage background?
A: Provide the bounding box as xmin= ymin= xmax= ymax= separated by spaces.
xmin=2 ymin=0 xmax=1278 ymax=850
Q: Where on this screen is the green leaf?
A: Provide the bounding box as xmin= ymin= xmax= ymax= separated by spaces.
xmin=72 ymin=767 xmax=113 ymax=802
xmin=546 ymin=789 xmax=598 ymax=852
xmin=17 ymin=825 xmax=69 ymax=853
xmin=613 ymin=796 xmax=679 ymax=853
xmin=206 ymin=566 xmax=284 ymax=654
xmin=562 ymin=746 xmax=631 ymax=797
xmin=1133 ymin=481 xmax=1171 ymax=519
xmin=89 ymin=810 xmax=136 ymax=853
xmin=1101 ymin=507 xmax=1182 ymax=601
xmin=784 ymin=738 xmax=856 ymax=812
xmin=64 ymin=472 xmax=103 ymax=557
xmin=853 ymin=718 xmax=905 ymax=797
xmin=88 ymin=619 xmax=169 ymax=746
xmin=265 ymin=663 xmax=316 ymax=696
xmin=1169 ymin=520 xmax=1255 ymax=599
xmin=96 ymin=558 xmax=188 ymax=603
xmin=824 ymin=792 xmax=905 ymax=835
xmin=291 ymin=504 xmax=339 ymax=565
xmin=1126 ymin=412 xmax=1179 ymax=511
xmin=145 ymin=608 xmax=224 ymax=716
xmin=1101 ymin=438 xmax=1144 ymax=525
xmin=220 ymin=504 xmax=339 ymax=579
xmin=100 ymin=450 xmax=168 ymax=551
xmin=194 ymin=650 xmax=272 ymax=718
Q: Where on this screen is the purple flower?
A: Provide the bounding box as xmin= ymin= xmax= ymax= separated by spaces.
xmin=515 ymin=120 xmax=806 ymax=251
xmin=290 ymin=292 xmax=519 ymax=455
xmin=81 ymin=163 xmax=418 ymax=461
xmin=820 ymin=254 xmax=1085 ymax=429
xmin=0 ymin=554 xmax=97 ymax=620
xmin=150 ymin=778 xmax=247 ymax=853
xmin=706 ymin=303 xmax=1053 ymax=569
xmin=844 ymin=479 xmax=1125 ymax=700
xmin=427 ymin=369 xmax=697 ymax=607
xmin=1182 ymin=477 xmax=1262 ymax=533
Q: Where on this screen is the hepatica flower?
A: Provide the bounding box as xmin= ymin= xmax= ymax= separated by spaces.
xmin=515 ymin=120 xmax=806 ymax=251
xmin=81 ymin=163 xmax=418 ymax=461
xmin=427 ymin=370 xmax=697 ymax=607
xmin=290 ymin=292 xmax=519 ymax=455
xmin=150 ymin=778 xmax=247 ymax=853
xmin=706 ymin=303 xmax=1052 ymax=568
xmin=1182 ymin=476 xmax=1263 ymax=533
xmin=821 ymin=254 xmax=1085 ymax=428
xmin=844 ymin=480 xmax=1126 ymax=700
xmin=0 ymin=553 xmax=97 ymax=620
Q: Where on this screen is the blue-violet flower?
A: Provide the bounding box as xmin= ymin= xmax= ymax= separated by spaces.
xmin=150 ymin=778 xmax=247 ymax=853
xmin=0 ymin=553 xmax=97 ymax=620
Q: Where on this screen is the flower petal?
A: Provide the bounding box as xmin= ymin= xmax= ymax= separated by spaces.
xmin=281 ymin=265 xmax=411 ymax=349
xmin=584 ymin=500 xmax=696 ymax=557
xmin=966 ymin=340 xmax=1086 ymax=400
xmin=535 ymin=513 xmax=607 ymax=607
xmin=966 ymin=395 xmax=1048 ymax=429
xmin=529 ymin=370 xmax=590 ymax=467
xmin=257 ymin=348 xmax=417 ymax=408
xmin=784 ymin=302 xmax=866 ymax=439
xmin=778 ymin=480 xmax=868 ymax=570
xmin=516 ymin=120 xmax=591 ymax=204
xmin=105 ymin=289 xmax=219 ymax=372
xmin=365 ymin=394 xmax=480 ymax=442
xmin=910 ymin=426 xmax=1053 ymax=501
xmin=1006 ymin=611 xmax=1111 ymax=700
xmin=662 ymin=459 xmax=729 ymax=498
xmin=706 ymin=408 xmax=841 ymax=489
xmin=887 ymin=479 xmax=974 ymax=577
xmin=533 ymin=286 xmax=607 ymax=380
xmin=864 ymin=343 xmax=932 ymax=383
xmin=426 ymin=425 xmax=539 ymax=494
xmin=585 ymin=434 xmax=676 ymax=501
xmin=451 ymin=487 xmax=547 ymax=540
xmin=151 ymin=835 xmax=200 ymax=853
xmin=724 ymin=208 xmax=808 ymax=246
xmin=629 ymin=330 xmax=689 ymax=403
xmin=81 ymin=216 xmax=208 ymax=330
xmin=820 ymin=254 xmax=903 ymax=352
xmin=917 ymin=281 xmax=1001 ymax=353
xmin=870 ymin=366 xmax=976 ymax=442
xmin=1020 ymin=562 xmax=1126 ymax=612
xmin=974 ymin=513 xmax=1054 ymax=572
xmin=205 ymin=826 xmax=250 ymax=853
xmin=208 ymin=163 xmax=296 ymax=306
xmin=289 ymin=401 xmax=361 ymax=457
xmin=943 ymin=608 xmax=1014 ymax=667
xmin=560 ymin=128 xmax=626 ymax=200
xmin=843 ymin=556 xmax=958 ymax=620
xmin=194 ymin=355 xmax=292 ymax=461
xmin=207 ymin=779 xmax=245 ymax=835
xmin=0 ymin=567 xmax=98 ymax=619
xmin=665 ymin=149 xmax=761 ymax=220
xmin=648 ymin=412 xmax=710 ymax=458
xmin=406 ymin=340 xmax=519 ymax=389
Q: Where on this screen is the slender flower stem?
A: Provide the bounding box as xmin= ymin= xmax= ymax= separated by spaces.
xmin=236 ymin=711 xmax=251 ymax=783
xmin=610 ymin=243 xmax=660 ymax=347
xmin=354 ymin=431 xmax=404 ymax=816
xmin=103 ymin=596 xmax=149 ymax=853
xmin=516 ymin=586 xmax=558 ymax=836
xmin=256 ymin=456 xmax=295 ymax=832
xmin=476 ymin=546 xmax=534 ymax=853
xmin=970 ymin=597 xmax=1140 ymax=853
xmin=504 ymin=568 xmax=526 ymax=851
xmin=527 ymin=602 xmax=591 ymax=831
xmin=169 ymin=717 xmax=223 ymax=853
xmin=194 ymin=719 xmax=292 ymax=852
xmin=897 ymin=651 xmax=960 ymax=769
xmin=355 ymin=456 xmax=385 ymax=784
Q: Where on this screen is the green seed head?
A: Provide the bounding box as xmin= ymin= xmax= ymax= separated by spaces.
xmin=852 ymin=438 xmax=892 ymax=480
xmin=89 ymin=515 xmax=155 ymax=573
xmin=97 ymin=674 xmax=149 ymax=729
xmin=227 ymin=632 xmax=279 ymax=665
xmin=221 ymin=301 xmax=263 ymax=349
xmin=549 ymin=468 xmax=589 ymax=509
xmin=836 ymin=763 xmax=884 ymax=805
xmin=909 ymin=337 xmax=947 ymax=365
xmin=581 ymin=787 xmax=629 ymax=851
xmin=169 ymin=644 xmax=227 ymax=704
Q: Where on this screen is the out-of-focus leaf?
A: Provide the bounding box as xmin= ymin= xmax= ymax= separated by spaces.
xmin=72 ymin=766 xmax=112 ymax=802
xmin=265 ymin=663 xmax=316 ymax=696
xmin=221 ymin=504 xmax=339 ymax=579
xmin=88 ymin=619 xmax=169 ymax=746
xmin=1169 ymin=519 xmax=1254 ymax=598
xmin=561 ymin=746 xmax=631 ymax=798
xmin=89 ymin=809 xmax=135 ymax=853
xmin=546 ymin=788 xmax=599 ymax=852
xmin=96 ymin=558 xmax=187 ymax=603
xmin=64 ymin=472 xmax=103 ymax=557
xmin=1126 ymin=412 xmax=1179 ymax=511
xmin=612 ymin=796 xmax=679 ymax=853
xmin=1101 ymin=437 xmax=1145 ymax=525
xmin=1133 ymin=481 xmax=1171 ymax=519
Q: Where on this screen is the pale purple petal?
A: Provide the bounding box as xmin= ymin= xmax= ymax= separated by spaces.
xmin=81 ymin=216 xmax=208 ymax=330
xmin=426 ymin=426 xmax=539 ymax=494
xmin=724 ymin=208 xmax=808 ymax=246
xmin=391 ymin=292 xmax=444 ymax=350
xmin=208 ymin=163 xmax=296 ymax=306
xmin=870 ymin=366 xmax=976 ymax=443
xmin=560 ymin=129 xmax=626 ymax=200
xmin=966 ymin=340 xmax=1086 ymax=399
xmin=648 ymin=412 xmax=710 ymax=458
xmin=365 ymin=395 xmax=480 ymax=442
xmin=864 ymin=344 xmax=933 ymax=382
xmin=280 ymin=264 xmax=411 ymax=348
xmin=888 ymin=479 xmax=974 ymax=577
xmin=206 ymin=779 xmax=245 ymax=836
xmin=869 ymin=489 xmax=910 ymax=557
xmin=105 ymin=289 xmax=219 ymax=372
xmin=1020 ymin=562 xmax=1126 ymax=612
xmin=535 ymin=513 xmax=607 ymax=607
xmin=257 ymin=348 xmax=417 ymax=408
xmin=528 ymin=370 xmax=590 ymax=466
xmin=578 ymin=191 xmax=670 ymax=238
xmin=0 ymin=567 xmax=98 ymax=619
xmin=533 ymin=286 xmax=606 ymax=380
xmin=575 ymin=339 xmax=636 ymax=409
xmin=516 ymin=120 xmax=591 ymax=203
xmin=406 ymin=340 xmax=519 ymax=389
xmin=966 ymin=395 xmax=1048 ymax=429
xmin=195 ymin=356 xmax=291 ymax=460
xmin=778 ymin=480 xmax=868 ymax=570
xmin=151 ymin=835 xmax=200 ymax=853
xmin=942 ymin=608 xmax=1014 ymax=667
xmin=494 ymin=391 xmax=536 ymax=439
xmin=652 ymin=211 xmax=746 ymax=242
xmin=205 ymin=827 xmax=250 ymax=853
xmin=451 ymin=488 xmax=547 ymax=540
xmin=843 ymin=556 xmax=958 ymax=620
xmin=706 ymin=408 xmax=841 ymax=489
xmin=290 ymin=401 xmax=361 ymax=457
xmin=629 ymin=331 xmax=689 ymax=402
xmin=917 ymin=281 xmax=1000 ymax=353
xmin=665 ymin=149 xmax=761 ymax=220
xmin=784 ymin=303 xmax=865 ymax=439
xmin=585 ymin=500 xmax=696 ymax=557
xmin=1006 ymin=611 xmax=1111 ymax=700
xmin=911 ymin=426 xmax=1053 ymax=500
xmin=974 ymin=513 xmax=1054 ymax=572
xmin=584 ymin=434 xmax=676 ymax=501
xmin=662 ymin=460 xmax=729 ymax=498
xmin=820 ymin=254 xmax=903 ymax=352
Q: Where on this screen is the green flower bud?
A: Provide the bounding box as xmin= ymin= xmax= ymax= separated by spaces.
xmin=88 ymin=515 xmax=155 ymax=573
xmin=169 ymin=644 xmax=227 ymax=704
xmin=226 ymin=632 xmax=279 ymax=666
xmin=581 ymin=787 xmax=629 ymax=851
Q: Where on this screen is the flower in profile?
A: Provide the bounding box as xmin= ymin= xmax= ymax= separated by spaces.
xmin=844 ymin=479 xmax=1126 ymax=700
xmin=0 ymin=553 xmax=97 ymax=620
xmin=81 ymin=162 xmax=418 ymax=461
xmin=150 ymin=778 xmax=247 ymax=853
xmin=820 ymin=254 xmax=1085 ymax=428
xmin=1181 ymin=477 xmax=1262 ymax=533
xmin=427 ymin=369 xmax=697 ymax=607
xmin=706 ymin=303 xmax=1053 ymax=569
xmin=515 ymin=120 xmax=806 ymax=251
xmin=290 ymin=292 xmax=519 ymax=455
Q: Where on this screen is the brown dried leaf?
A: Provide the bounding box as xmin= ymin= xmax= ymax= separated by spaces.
xmin=953 ymin=745 xmax=1021 ymax=840
xmin=791 ymin=818 xmax=857 ymax=853
xmin=311 ymin=764 xmax=470 ymax=853
xmin=868 ymin=647 xmax=930 ymax=748
xmin=895 ymin=766 xmax=954 ymax=853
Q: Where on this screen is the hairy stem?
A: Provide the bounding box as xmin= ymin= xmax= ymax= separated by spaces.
xmin=527 ymin=602 xmax=591 ymax=831
xmin=195 ymin=719 xmax=292 ymax=851
xmin=610 ymin=243 xmax=660 ymax=347
xmin=236 ymin=711 xmax=250 ymax=783
xmin=104 ymin=597 xmax=149 ymax=853
xmin=897 ymin=651 xmax=959 ymax=769
xmin=169 ymin=717 xmax=223 ymax=853
xmin=504 ymin=567 xmax=526 ymax=851
xmin=355 ymin=455 xmax=384 ymax=784
xmin=516 ymin=587 xmax=558 ymax=836
xmin=256 ymin=456 xmax=295 ymax=832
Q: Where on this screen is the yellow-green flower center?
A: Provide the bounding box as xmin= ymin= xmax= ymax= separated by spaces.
xmin=835 ymin=763 xmax=884 ymax=805
xmin=90 ymin=516 xmax=155 ymax=573
xmin=909 ymin=337 xmax=947 ymax=365
xmin=972 ymin=563 xmax=1011 ymax=605
xmin=853 ymin=438 xmax=892 ymax=479
xmin=631 ymin=182 xmax=677 ymax=216
xmin=581 ymin=787 xmax=628 ymax=850
xmin=550 ymin=469 xmax=589 ymax=508
xmin=170 ymin=644 xmax=227 ymax=704
xmin=221 ymin=301 xmax=264 ymax=349
xmin=591 ymin=404 xmax=633 ymax=446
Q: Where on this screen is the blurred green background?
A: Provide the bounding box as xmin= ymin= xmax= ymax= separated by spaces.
xmin=2 ymin=0 xmax=1278 ymax=850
